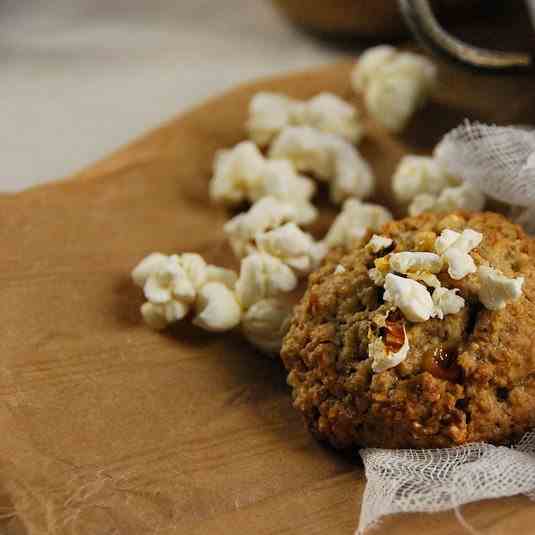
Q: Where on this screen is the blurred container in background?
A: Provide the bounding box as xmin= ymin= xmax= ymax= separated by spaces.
xmin=270 ymin=0 xmax=485 ymax=39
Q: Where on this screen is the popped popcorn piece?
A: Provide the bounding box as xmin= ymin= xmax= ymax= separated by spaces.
xmin=366 ymin=234 xmax=393 ymax=254
xmin=442 ymin=248 xmax=477 ymax=280
xmin=335 ymin=264 xmax=347 ymax=274
xmin=436 ymin=228 xmax=482 ymax=280
xmin=392 ymin=155 xmax=458 ymax=204
xmin=140 ymin=301 xmax=188 ymax=331
xmin=269 ymin=126 xmax=333 ymax=179
xmin=434 ymin=229 xmax=461 ymax=255
xmin=351 ymin=45 xmax=397 ymax=92
xmin=236 ymin=252 xmax=298 ymax=309
xmin=408 ymin=193 xmax=436 ymax=217
xmin=246 ymin=93 xmax=296 ymax=146
xmin=142 ymin=255 xmax=200 ymax=305
xmin=132 ymin=252 xmax=240 ymax=331
xmin=477 ymin=266 xmax=524 ymax=311
xmin=302 ymin=93 xmax=363 ymax=144
xmin=352 ymin=47 xmax=437 ymax=132
xmin=224 ymin=197 xmax=298 ymax=258
xmin=330 ymin=138 xmax=375 ymax=203
xmin=269 ymin=126 xmax=374 ymax=203
xmin=241 ymin=298 xmax=293 ymax=355
xmin=209 ymin=142 xmax=316 ymax=218
xmin=383 ymin=273 xmax=435 ymax=322
xmin=255 ymin=222 xmax=327 ymax=275
xmin=193 ymin=282 xmax=242 ymax=332
xmin=247 ymin=159 xmax=317 ymax=223
xmin=409 ymin=182 xmax=486 ymax=216
xmin=407 ymin=271 xmax=442 ymax=289
xmin=448 ymin=228 xmax=483 ymax=254
xmin=436 ymin=182 xmax=486 ymax=213
xmin=369 ymin=324 xmax=410 ymax=373
xmin=324 ymin=199 xmax=392 ymax=249
xmin=389 ymin=252 xmax=443 ymax=274
xmin=205 ymin=265 xmax=238 ymax=288
xmin=247 ymin=92 xmax=363 ymax=146
xmin=180 ymin=253 xmax=209 ymax=290
xmin=132 ymin=252 xmax=168 ymax=287
xmin=209 ymin=141 xmax=265 ymax=204
xmin=432 ymin=287 xmax=465 ymax=319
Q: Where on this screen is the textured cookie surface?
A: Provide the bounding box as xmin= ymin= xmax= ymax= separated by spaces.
xmin=281 ymin=212 xmax=535 ymax=449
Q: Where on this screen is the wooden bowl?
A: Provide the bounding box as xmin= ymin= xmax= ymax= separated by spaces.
xmin=270 ymin=0 xmax=483 ymax=39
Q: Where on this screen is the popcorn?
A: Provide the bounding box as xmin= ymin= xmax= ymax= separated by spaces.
xmin=435 ymin=182 xmax=486 ymax=213
xmin=209 ymin=141 xmax=316 ymax=219
xmin=365 ymin=76 xmax=427 ymax=132
xmin=434 ymin=229 xmax=461 ymax=255
xmin=247 ymin=93 xmax=295 ymax=147
xmin=142 ymin=255 xmax=200 ymax=305
xmin=352 ymin=45 xmax=397 ymax=92
xmin=209 ymin=142 xmax=265 ymax=204
xmin=236 ymin=252 xmax=298 ymax=309
xmin=255 ymin=222 xmax=327 ymax=275
xmin=369 ymin=324 xmax=410 ymax=373
xmin=442 ymin=248 xmax=477 ymax=280
xmin=132 ymin=253 xmax=168 ymax=288
xmin=366 ymin=235 xmax=393 ymax=254
xmin=448 ymin=228 xmax=483 ymax=254
xmin=410 ymin=182 xmax=486 ymax=216
xmin=408 ymin=194 xmax=436 ymax=217
xmin=193 ymin=282 xmax=242 ymax=332
xmin=247 ymin=159 xmax=317 ymax=224
xmin=352 ymin=46 xmax=437 ymax=132
xmin=224 ymin=197 xmax=298 ymax=258
xmin=407 ymin=271 xmax=442 ymax=289
xmin=477 ymin=266 xmax=524 ymax=311
xmin=247 ymin=92 xmax=363 ymax=146
xmin=241 ymin=298 xmax=293 ymax=355
xmin=435 ymin=228 xmax=482 ymax=280
xmin=392 ymin=156 xmax=457 ymax=204
xmin=334 ymin=264 xmax=347 ymax=274
xmin=269 ymin=126 xmax=374 ymax=203
xmin=269 ymin=126 xmax=333 ymax=179
xmin=324 ymin=199 xmax=392 ymax=249
xmin=389 ymin=252 xmax=443 ymax=275
xmin=432 ymin=287 xmax=465 ymax=319
xmin=134 ymin=253 xmax=204 ymax=329
xmin=383 ymin=273 xmax=435 ymax=322
xmin=205 ymin=265 xmax=238 ymax=288
xmin=302 ymin=93 xmax=363 ymax=144
xmin=132 ymin=252 xmax=240 ymax=331
xmin=180 ymin=253 xmax=210 ymax=291
xmin=140 ymin=301 xmax=188 ymax=331
xmin=330 ymin=138 xmax=375 ymax=203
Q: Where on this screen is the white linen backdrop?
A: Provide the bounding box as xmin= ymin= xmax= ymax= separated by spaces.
xmin=0 ymin=0 xmax=341 ymax=191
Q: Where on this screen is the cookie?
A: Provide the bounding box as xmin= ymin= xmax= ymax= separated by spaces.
xmin=281 ymin=212 xmax=535 ymax=449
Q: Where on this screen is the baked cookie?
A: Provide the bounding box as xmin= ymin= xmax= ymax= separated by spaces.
xmin=281 ymin=212 xmax=535 ymax=449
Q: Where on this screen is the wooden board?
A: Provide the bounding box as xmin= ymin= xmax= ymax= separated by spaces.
xmin=1 ymin=60 xmax=535 ymax=535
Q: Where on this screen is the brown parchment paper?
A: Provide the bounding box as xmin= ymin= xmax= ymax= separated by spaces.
xmin=1 ymin=59 xmax=535 ymax=535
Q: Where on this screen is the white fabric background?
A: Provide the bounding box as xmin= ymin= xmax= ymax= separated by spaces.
xmin=0 ymin=0 xmax=343 ymax=192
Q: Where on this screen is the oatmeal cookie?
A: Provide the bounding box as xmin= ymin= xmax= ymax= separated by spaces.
xmin=281 ymin=212 xmax=535 ymax=449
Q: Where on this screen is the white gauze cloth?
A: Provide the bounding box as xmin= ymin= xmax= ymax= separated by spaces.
xmin=435 ymin=121 xmax=535 ymax=230
xmin=357 ymin=120 xmax=535 ymax=533
xmin=357 ymin=431 xmax=535 ymax=534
